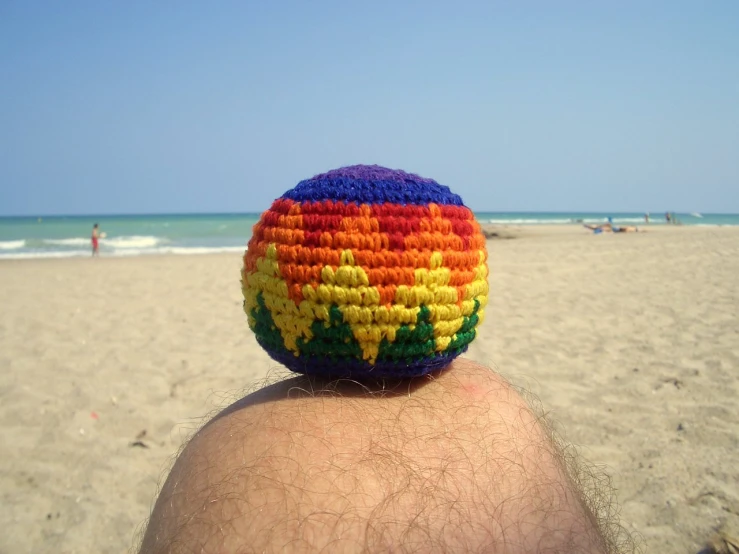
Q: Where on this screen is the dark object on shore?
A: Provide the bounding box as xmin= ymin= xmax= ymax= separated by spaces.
xmin=130 ymin=429 xmax=149 ymax=448
xmin=481 ymin=227 xmax=517 ymax=239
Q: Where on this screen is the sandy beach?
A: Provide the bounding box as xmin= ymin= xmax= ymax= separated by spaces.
xmin=1 ymin=224 xmax=738 ymax=553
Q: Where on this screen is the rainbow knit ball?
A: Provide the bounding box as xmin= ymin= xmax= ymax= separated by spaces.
xmin=242 ymin=165 xmax=489 ymax=379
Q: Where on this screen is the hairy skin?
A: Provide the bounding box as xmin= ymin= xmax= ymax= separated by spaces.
xmin=139 ymin=360 xmax=628 ymax=553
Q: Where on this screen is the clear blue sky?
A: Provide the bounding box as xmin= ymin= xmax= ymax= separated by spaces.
xmin=1 ymin=1 xmax=738 ymax=215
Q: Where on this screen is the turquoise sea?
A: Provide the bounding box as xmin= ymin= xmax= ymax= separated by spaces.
xmin=1 ymin=212 xmax=737 ymax=260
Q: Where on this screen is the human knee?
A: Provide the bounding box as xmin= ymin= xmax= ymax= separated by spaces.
xmin=140 ymin=360 xmax=613 ymax=553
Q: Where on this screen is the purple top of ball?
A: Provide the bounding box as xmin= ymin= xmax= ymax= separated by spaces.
xmin=314 ymin=164 xmax=438 ymax=185
xmin=282 ymin=165 xmax=464 ymax=206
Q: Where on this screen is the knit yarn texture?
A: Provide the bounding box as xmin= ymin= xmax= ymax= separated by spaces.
xmin=242 ymin=165 xmax=489 ymax=378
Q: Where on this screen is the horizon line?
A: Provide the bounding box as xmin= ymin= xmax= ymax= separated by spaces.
xmin=0 ymin=209 xmax=731 ymax=219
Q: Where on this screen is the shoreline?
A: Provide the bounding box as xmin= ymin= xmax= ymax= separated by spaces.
xmin=480 ymin=222 xmax=722 ymax=239
xmin=2 ymin=224 xmax=736 ymax=262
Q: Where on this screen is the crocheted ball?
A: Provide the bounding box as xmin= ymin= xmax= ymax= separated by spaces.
xmin=242 ymin=165 xmax=489 ymax=379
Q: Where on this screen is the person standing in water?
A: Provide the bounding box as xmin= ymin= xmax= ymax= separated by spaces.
xmin=91 ymin=223 xmax=101 ymax=256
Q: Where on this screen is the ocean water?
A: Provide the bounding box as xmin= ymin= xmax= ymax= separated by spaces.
xmin=0 ymin=214 xmax=258 ymax=259
xmin=1 ymin=212 xmax=737 ymax=260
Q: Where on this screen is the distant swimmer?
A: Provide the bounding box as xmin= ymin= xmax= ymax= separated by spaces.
xmin=91 ymin=223 xmax=102 ymax=256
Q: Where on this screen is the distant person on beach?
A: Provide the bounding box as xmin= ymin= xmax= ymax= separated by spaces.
xmin=644 ymin=213 xmax=650 ymax=223
xmin=139 ymin=360 xmax=635 ymax=553
xmin=665 ymin=212 xmax=671 ymax=224
xmin=91 ymin=223 xmax=101 ymax=256
xmin=583 ymin=222 xmax=639 ymax=233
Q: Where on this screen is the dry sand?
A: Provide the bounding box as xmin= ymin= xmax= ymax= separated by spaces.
xmin=1 ymin=225 xmax=737 ymax=553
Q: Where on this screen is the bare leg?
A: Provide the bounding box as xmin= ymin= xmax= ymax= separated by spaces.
xmin=139 ymin=359 xmax=632 ymax=553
